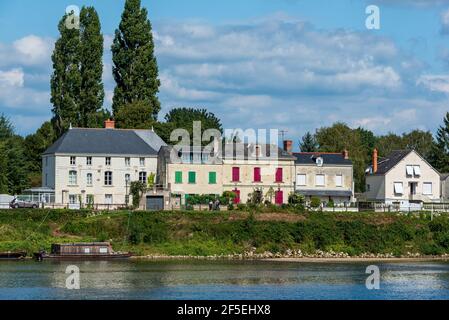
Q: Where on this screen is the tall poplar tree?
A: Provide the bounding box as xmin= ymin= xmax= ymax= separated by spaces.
xmin=50 ymin=12 xmax=81 ymax=136
xmin=111 ymin=0 xmax=161 ymax=122
xmin=79 ymin=7 xmax=105 ymax=128
xmin=299 ymin=132 xmax=318 ymax=152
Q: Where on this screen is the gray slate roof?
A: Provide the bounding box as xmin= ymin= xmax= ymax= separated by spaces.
xmin=373 ymin=150 xmax=412 ymax=175
xmin=44 ymin=128 xmax=166 ymax=156
xmin=223 ymin=143 xmax=296 ymax=160
xmin=293 ymin=153 xmax=352 ymax=165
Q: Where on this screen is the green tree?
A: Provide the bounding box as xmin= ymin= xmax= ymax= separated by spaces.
xmin=376 ymin=133 xmax=404 ymax=157
xmin=430 ymin=113 xmax=449 ymax=173
xmin=0 ymin=141 xmax=8 ymax=194
xmin=402 ymin=129 xmax=435 ymax=160
xmin=50 ymin=12 xmax=81 ymax=135
xmin=79 ymin=6 xmax=105 ymax=128
xmin=115 ymin=100 xmax=157 ymax=129
xmin=112 ymin=0 xmax=161 ymax=121
xmin=299 ymin=132 xmax=318 ymax=152
xmin=156 ymin=107 xmax=223 ymax=144
xmin=315 ymin=122 xmax=366 ymax=192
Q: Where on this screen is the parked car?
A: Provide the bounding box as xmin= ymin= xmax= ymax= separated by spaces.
xmin=9 ymin=198 xmax=39 ymax=209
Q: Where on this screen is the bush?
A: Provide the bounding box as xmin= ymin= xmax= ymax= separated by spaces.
xmin=310 ymin=197 xmax=321 ymax=208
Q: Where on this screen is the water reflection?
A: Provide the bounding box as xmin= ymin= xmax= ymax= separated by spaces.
xmin=0 ymin=260 xmax=448 ymax=299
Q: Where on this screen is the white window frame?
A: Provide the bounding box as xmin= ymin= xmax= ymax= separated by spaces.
xmin=86 ymin=173 xmax=93 ymax=186
xmin=104 ymin=171 xmax=113 ymax=186
xmin=406 ymin=165 xmax=413 ymax=176
xmin=99 ymin=247 xmax=108 ymax=254
xmin=297 ymin=174 xmax=306 ymax=186
xmin=139 ymin=172 xmax=147 ymax=184
xmin=140 ymin=157 xmax=145 ymax=166
xmin=70 ymin=156 xmax=76 ymax=166
xmin=105 ymin=194 xmax=113 ymax=204
xmin=394 ymin=182 xmax=404 ymax=195
xmin=105 ymin=157 xmax=111 ymax=166
xmin=315 ymin=174 xmax=325 ymax=187
xmin=413 ymin=165 xmax=421 ymax=177
xmin=125 ymin=157 xmax=131 ymax=166
xmin=336 ymin=174 xmax=343 ymax=187
xmin=125 ymin=174 xmax=131 ymax=184
xmin=69 ymin=170 xmax=77 ymax=185
xmin=86 ymin=157 xmax=92 ymax=166
xmin=69 ymin=194 xmax=77 ymax=204
xmin=423 ymin=182 xmax=433 ymax=195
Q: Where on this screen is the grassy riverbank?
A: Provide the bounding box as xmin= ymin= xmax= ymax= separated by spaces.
xmin=1 ymin=209 xmax=449 ymax=257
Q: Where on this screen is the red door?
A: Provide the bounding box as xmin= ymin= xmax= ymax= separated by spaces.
xmin=275 ymin=190 xmax=283 ymax=205
xmin=254 ymin=167 xmax=261 ymax=182
xmin=233 ymin=189 xmax=241 ymax=204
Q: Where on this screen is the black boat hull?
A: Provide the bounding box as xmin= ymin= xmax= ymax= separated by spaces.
xmin=0 ymin=252 xmax=26 ymax=260
xmin=33 ymin=253 xmax=132 ymax=261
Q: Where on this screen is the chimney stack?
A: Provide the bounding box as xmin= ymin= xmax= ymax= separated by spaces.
xmin=343 ymin=149 xmax=349 ymax=160
xmin=372 ymin=148 xmax=378 ymax=174
xmin=283 ymin=140 xmax=293 ymax=154
xmin=104 ymin=119 xmax=115 ymax=129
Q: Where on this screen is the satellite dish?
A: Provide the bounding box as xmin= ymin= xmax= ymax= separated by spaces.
xmin=316 ymin=157 xmax=324 ymax=167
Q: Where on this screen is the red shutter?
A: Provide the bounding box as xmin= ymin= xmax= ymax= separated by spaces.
xmin=275 ymin=168 xmax=283 ymax=182
xmin=233 ymin=189 xmax=240 ymax=204
xmin=254 ymin=167 xmax=261 ymax=182
xmin=275 ymin=190 xmax=283 ymax=205
xmin=232 ymin=167 xmax=240 ymax=182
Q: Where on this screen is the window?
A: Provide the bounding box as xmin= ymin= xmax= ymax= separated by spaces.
xmin=105 ymin=194 xmax=113 ymax=204
xmin=366 ymin=184 xmax=371 ymax=192
xmin=125 ymin=174 xmax=131 ymax=184
xmin=315 ymin=174 xmax=325 ymax=186
xmin=69 ymin=195 xmax=77 ymax=204
xmin=394 ymin=182 xmax=404 ymax=195
xmin=406 ymin=165 xmax=413 ymax=176
xmin=423 ymin=182 xmax=433 ymax=195
xmin=104 ymin=171 xmax=113 ymax=186
xmin=254 ymin=167 xmax=261 ymax=182
xmin=106 ymin=157 xmax=111 ymax=166
xmin=175 ymin=171 xmax=182 ymax=184
xmin=99 ymin=247 xmax=108 ymax=254
xmin=86 ymin=173 xmax=93 ymax=186
xmin=69 ymin=170 xmax=77 ymax=185
xmin=232 ymin=167 xmax=240 ymax=182
xmin=139 ymin=172 xmax=147 ymax=184
xmin=413 ymin=166 xmax=421 ymax=176
xmin=140 ymin=158 xmax=145 ymax=166
xmin=336 ymin=174 xmax=343 ymax=187
xmin=86 ymin=195 xmax=94 ymax=204
xmin=275 ymin=168 xmax=283 ymax=182
xmin=188 ymin=171 xmax=196 ymax=184
xmin=125 ymin=157 xmax=130 ymax=166
xmin=297 ymin=174 xmax=306 ymax=186
xmin=209 ymin=172 xmax=217 ymax=184
xmin=86 ymin=157 xmax=92 ymax=166
xmin=70 ymin=156 xmax=76 ymax=165
xmin=84 ymin=248 xmax=91 ymax=254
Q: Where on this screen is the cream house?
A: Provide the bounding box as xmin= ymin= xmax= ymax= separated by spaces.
xmin=42 ymin=120 xmax=166 ymax=208
xmin=293 ymin=151 xmax=354 ymax=205
xmin=365 ymin=149 xmax=441 ymax=208
xmin=221 ymin=143 xmax=296 ymax=205
xmin=157 ymin=145 xmax=223 ymax=208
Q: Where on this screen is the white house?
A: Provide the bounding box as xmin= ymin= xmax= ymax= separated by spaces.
xmin=364 ymin=149 xmax=441 ymax=208
xmin=41 ymin=120 xmax=166 ymax=208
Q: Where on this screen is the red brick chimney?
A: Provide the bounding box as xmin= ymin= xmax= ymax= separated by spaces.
xmin=104 ymin=119 xmax=115 ymax=129
xmin=343 ymin=149 xmax=349 ymax=160
xmin=283 ymin=140 xmax=293 ymax=154
xmin=372 ymin=148 xmax=378 ymax=174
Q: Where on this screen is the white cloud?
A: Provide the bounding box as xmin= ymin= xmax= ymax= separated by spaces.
xmin=12 ymin=35 xmax=53 ymax=65
xmin=0 ymin=68 xmax=24 ymax=87
xmin=416 ymin=75 xmax=449 ymax=93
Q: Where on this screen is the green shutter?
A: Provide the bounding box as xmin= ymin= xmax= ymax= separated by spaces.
xmin=188 ymin=171 xmax=196 ymax=184
xmin=175 ymin=171 xmax=182 ymax=184
xmin=209 ymin=172 xmax=217 ymax=184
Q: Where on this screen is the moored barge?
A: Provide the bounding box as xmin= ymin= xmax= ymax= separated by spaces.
xmin=33 ymin=242 xmax=131 ymax=261
xmin=0 ymin=251 xmax=26 ymax=260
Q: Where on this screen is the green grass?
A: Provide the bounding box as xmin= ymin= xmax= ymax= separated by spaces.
xmin=0 ymin=209 xmax=448 ymax=257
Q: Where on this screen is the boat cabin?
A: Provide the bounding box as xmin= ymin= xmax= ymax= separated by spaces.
xmin=51 ymin=242 xmax=113 ymax=255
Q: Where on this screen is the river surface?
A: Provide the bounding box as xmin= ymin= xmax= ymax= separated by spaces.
xmin=0 ymin=260 xmax=448 ymax=300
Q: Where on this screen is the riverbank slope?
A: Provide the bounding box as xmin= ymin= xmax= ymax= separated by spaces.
xmin=1 ymin=209 xmax=449 ymax=258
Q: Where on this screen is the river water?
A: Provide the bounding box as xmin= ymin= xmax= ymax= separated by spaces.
xmin=0 ymin=260 xmax=448 ymax=300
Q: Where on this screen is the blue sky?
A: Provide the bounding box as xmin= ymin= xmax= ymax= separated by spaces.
xmin=1 ymin=0 xmax=449 ymax=144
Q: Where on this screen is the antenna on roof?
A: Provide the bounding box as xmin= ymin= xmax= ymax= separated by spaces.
xmin=278 ymin=130 xmax=288 ymax=141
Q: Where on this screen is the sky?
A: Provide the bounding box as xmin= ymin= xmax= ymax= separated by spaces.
xmin=1 ymin=0 xmax=449 ymax=145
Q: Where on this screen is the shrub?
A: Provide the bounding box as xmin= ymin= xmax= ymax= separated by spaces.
xmin=310 ymin=197 xmax=321 ymax=208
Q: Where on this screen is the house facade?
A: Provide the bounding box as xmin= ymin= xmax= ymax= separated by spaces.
xmin=364 ymin=149 xmax=441 ymax=208
xmin=221 ymin=143 xmax=296 ymax=205
xmin=293 ymin=151 xmax=354 ymax=205
xmin=42 ymin=120 xmax=166 ymax=208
